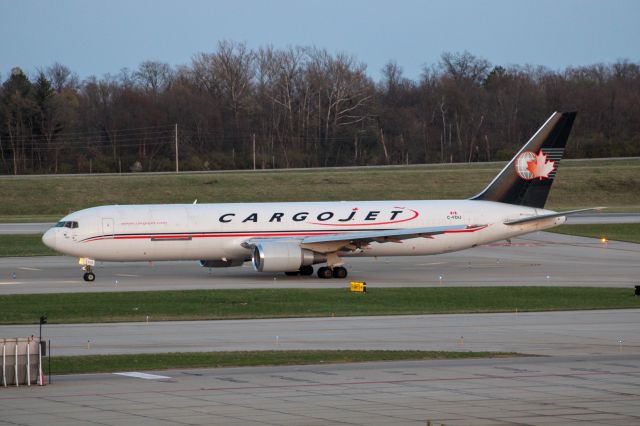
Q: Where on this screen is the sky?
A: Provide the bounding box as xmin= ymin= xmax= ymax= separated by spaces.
xmin=1 ymin=0 xmax=639 ymax=82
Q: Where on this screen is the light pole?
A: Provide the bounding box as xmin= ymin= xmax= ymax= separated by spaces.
xmin=175 ymin=123 xmax=179 ymax=173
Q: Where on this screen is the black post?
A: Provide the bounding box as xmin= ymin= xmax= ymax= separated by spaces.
xmin=48 ymin=340 xmax=51 ymax=385
xmin=39 ymin=315 xmax=47 ymax=343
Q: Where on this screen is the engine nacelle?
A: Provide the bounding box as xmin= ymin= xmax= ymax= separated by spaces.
xmin=251 ymin=242 xmax=324 ymax=272
xmin=199 ymin=259 xmax=244 ymax=268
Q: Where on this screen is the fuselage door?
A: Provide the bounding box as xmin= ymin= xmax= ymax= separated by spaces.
xmin=102 ymin=218 xmax=115 ymax=239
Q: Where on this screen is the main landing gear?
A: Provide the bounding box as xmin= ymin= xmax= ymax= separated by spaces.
xmin=284 ymin=265 xmax=347 ymax=279
xmin=285 ymin=265 xmax=315 ymax=276
xmin=317 ymin=266 xmax=347 ymax=279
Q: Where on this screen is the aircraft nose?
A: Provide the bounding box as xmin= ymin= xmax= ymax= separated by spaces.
xmin=42 ymin=229 xmax=57 ymax=250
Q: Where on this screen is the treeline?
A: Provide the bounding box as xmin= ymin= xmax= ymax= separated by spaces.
xmin=1 ymin=41 xmax=639 ymax=174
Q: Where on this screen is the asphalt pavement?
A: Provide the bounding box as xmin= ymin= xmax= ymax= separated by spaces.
xmin=1 ymin=354 xmax=639 ymax=425
xmin=3 ymin=309 xmax=638 ymax=357
xmin=1 ymin=231 xmax=638 ymax=294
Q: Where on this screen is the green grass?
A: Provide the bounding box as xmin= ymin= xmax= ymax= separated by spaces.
xmin=551 ymin=224 xmax=640 ymax=244
xmin=43 ymin=350 xmax=520 ymax=375
xmin=1 ymin=158 xmax=639 ymax=221
xmin=0 ymin=235 xmax=57 ymax=257
xmin=0 ymin=215 xmax=60 ymax=223
xmin=2 ymin=287 xmax=638 ymax=325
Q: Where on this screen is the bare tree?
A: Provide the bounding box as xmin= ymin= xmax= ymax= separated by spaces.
xmin=46 ymin=63 xmax=79 ymax=93
xmin=135 ymin=61 xmax=173 ymax=95
xmin=2 ymin=44 xmax=640 ymax=174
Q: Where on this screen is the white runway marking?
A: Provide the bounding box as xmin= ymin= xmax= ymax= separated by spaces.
xmin=467 ymin=264 xmax=504 ymax=269
xmin=18 ymin=267 xmax=42 ymax=271
xmin=114 ymin=274 xmax=139 ymax=277
xmin=113 ymin=372 xmax=171 ymax=380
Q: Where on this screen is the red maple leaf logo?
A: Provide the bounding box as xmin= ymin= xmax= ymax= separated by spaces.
xmin=526 ymin=151 xmax=555 ymax=180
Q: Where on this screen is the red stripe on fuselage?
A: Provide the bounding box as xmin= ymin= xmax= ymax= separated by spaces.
xmin=81 ymin=225 xmax=488 ymax=243
xmin=83 ymin=231 xmax=340 ymax=243
xmin=443 ymin=225 xmax=488 ymax=234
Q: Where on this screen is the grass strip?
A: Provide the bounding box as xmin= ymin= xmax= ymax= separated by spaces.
xmin=1 ymin=158 xmax=639 ymax=220
xmin=0 ymin=215 xmax=58 ymax=223
xmin=0 ymin=234 xmax=57 ymax=257
xmin=2 ymin=287 xmax=638 ymax=325
xmin=550 ymin=223 xmax=640 ymax=244
xmin=43 ymin=350 xmax=520 ymax=375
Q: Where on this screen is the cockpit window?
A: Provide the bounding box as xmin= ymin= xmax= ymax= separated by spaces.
xmin=56 ymin=221 xmax=79 ymax=228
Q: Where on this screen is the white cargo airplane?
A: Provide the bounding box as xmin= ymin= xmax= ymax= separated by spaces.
xmin=43 ymin=111 xmax=599 ymax=282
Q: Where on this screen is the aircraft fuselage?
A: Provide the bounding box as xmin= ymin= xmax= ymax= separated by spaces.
xmin=42 ymin=199 xmax=563 ymax=262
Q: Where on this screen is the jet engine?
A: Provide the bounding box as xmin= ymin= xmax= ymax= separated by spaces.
xmin=251 ymin=242 xmax=325 ymax=272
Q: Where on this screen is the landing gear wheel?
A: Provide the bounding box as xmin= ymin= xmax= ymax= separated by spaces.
xmin=83 ymin=272 xmax=95 ymax=282
xmin=317 ymin=266 xmax=333 ymax=279
xmin=299 ymin=265 xmax=314 ymax=276
xmin=332 ymin=266 xmax=348 ymax=279
xmin=284 ymin=271 xmax=300 ymax=276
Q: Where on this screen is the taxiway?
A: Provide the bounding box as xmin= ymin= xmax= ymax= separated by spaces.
xmin=3 ymin=309 xmax=639 ymax=357
xmin=0 ymin=232 xmax=638 ymax=294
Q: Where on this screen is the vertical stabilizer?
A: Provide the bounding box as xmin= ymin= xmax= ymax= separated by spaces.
xmin=471 ymin=111 xmax=576 ymax=208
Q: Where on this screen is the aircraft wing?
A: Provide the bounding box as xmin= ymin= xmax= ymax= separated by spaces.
xmin=242 ymin=224 xmax=486 ymax=252
xmin=503 ymin=207 xmax=606 ymax=225
xmin=301 ymin=225 xmax=476 ymax=245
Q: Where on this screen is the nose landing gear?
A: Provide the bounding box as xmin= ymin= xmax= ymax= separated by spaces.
xmin=79 ymin=257 xmax=96 ymax=282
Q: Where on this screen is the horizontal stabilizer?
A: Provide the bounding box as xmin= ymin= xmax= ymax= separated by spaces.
xmin=504 ymin=207 xmax=606 ymax=225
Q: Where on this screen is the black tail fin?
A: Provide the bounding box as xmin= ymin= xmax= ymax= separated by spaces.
xmin=471 ymin=111 xmax=576 ymax=208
